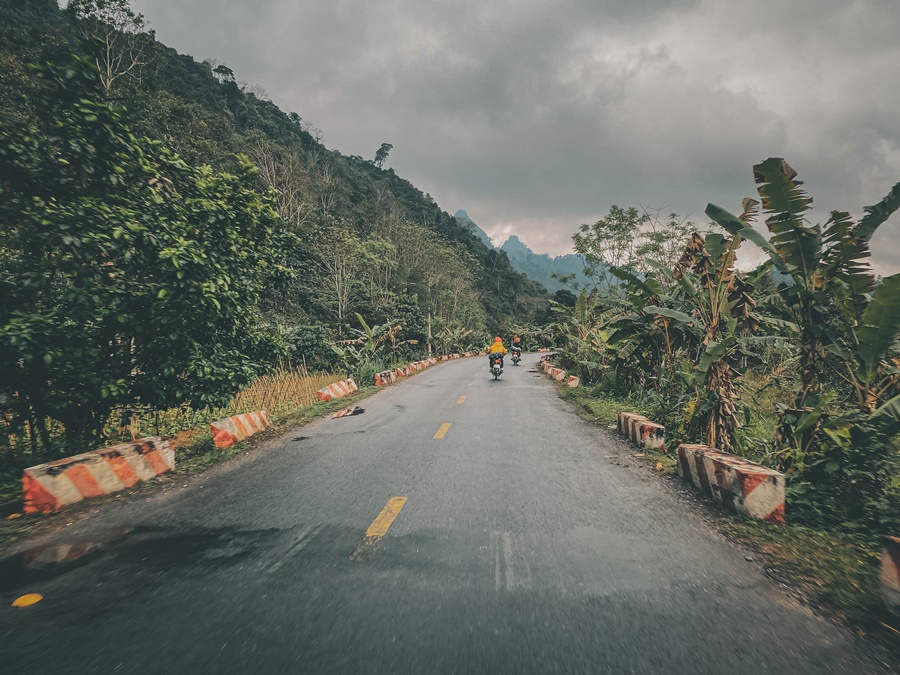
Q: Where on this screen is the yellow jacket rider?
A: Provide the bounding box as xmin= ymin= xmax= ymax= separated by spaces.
xmin=488 ymin=336 xmax=507 ymax=368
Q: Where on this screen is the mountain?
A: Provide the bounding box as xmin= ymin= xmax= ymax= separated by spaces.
xmin=451 ymin=209 xmax=590 ymax=293
xmin=500 ymin=236 xmax=592 ymax=294
xmin=454 ymin=210 xmax=494 ymax=249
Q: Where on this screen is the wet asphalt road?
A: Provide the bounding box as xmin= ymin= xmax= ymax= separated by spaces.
xmin=0 ymin=354 xmax=896 ymax=674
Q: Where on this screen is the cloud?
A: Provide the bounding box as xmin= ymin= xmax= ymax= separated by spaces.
xmin=133 ymin=0 xmax=900 ymax=272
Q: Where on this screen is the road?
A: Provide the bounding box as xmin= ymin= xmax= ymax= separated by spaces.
xmin=0 ymin=354 xmax=895 ymax=674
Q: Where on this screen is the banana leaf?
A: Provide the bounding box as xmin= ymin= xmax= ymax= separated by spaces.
xmin=695 ymin=341 xmax=727 ymax=383
xmin=643 ymin=306 xmax=694 ymax=325
xmin=868 ymin=392 xmax=900 ymax=435
xmin=856 ymin=273 xmax=900 ymax=385
xmin=706 ymin=203 xmax=782 ymax=267
xmin=606 ymin=265 xmax=662 ymax=300
xmin=856 ymin=179 xmax=900 ymax=243
xmin=755 ymin=314 xmax=800 ymax=333
xmin=752 ymin=158 xmax=821 ymax=281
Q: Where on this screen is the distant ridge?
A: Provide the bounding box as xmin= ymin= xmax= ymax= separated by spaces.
xmin=453 ymin=210 xmax=592 ymax=293
xmin=499 ymin=235 xmax=592 ymax=293
xmin=454 ymin=210 xmax=494 ymax=249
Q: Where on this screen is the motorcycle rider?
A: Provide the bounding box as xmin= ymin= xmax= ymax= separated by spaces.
xmin=511 ymin=336 xmax=523 ymax=361
xmin=487 ymin=336 xmax=507 ymax=369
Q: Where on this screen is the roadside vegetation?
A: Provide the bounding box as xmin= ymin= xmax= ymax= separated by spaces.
xmin=549 ymin=160 xmax=900 ymax=636
xmin=553 ymin=160 xmax=900 ymax=536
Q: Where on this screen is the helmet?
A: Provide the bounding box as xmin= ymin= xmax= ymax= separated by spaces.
xmin=494 ymin=337 xmax=502 ymax=342
xmin=514 ymin=337 xmax=521 ymax=343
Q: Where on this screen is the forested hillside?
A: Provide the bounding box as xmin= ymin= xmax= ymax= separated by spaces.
xmin=0 ymin=0 xmax=546 ymax=344
xmin=0 ymin=0 xmax=547 ymax=452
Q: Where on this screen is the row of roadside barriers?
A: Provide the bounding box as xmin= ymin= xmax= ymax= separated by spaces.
xmin=610 ymin=397 xmax=900 ymax=617
xmin=609 ymin=400 xmax=900 ymax=617
xmin=614 ymin=410 xmax=785 ymax=524
xmin=538 ymin=354 xmax=580 ymax=388
xmin=18 ymin=351 xmax=481 ymax=515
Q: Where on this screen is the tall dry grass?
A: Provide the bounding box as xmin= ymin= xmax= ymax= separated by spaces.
xmin=2 ymin=368 xmax=343 ymax=455
xmin=108 ymin=367 xmax=342 ymax=444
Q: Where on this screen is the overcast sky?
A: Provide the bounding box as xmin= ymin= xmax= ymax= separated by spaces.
xmin=132 ymin=0 xmax=900 ymax=272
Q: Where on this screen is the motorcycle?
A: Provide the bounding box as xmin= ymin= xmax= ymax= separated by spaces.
xmin=511 ymin=348 xmax=521 ymax=366
xmin=489 ymin=353 xmax=503 ymax=380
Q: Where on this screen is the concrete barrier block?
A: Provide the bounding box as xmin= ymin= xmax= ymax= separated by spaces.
xmin=634 ymin=420 xmax=665 ymax=451
xmin=375 ymin=370 xmax=396 ymax=386
xmin=676 ymin=444 xmax=715 ymax=489
xmin=677 ymin=444 xmax=785 ymax=522
xmin=316 ymin=377 xmax=358 ymax=402
xmin=626 ymin=414 xmax=651 ymax=444
xmin=552 ymin=368 xmax=567 ymax=381
xmin=617 ymin=411 xmax=627 ymax=436
xmin=23 ymin=437 xmax=174 ymax=514
xmin=567 ymin=376 xmax=580 ymax=387
xmin=882 ymin=536 xmax=900 ymax=616
xmin=210 ymin=411 xmax=271 ymax=448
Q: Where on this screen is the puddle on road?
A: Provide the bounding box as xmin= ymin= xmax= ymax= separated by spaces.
xmin=0 ymin=525 xmax=274 ymax=595
xmin=0 ymin=541 xmax=107 ymax=594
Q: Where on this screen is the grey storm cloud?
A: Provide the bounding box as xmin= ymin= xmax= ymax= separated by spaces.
xmin=133 ymin=0 xmax=900 ymax=272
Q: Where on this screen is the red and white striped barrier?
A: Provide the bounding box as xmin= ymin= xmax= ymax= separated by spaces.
xmin=316 ymin=377 xmax=358 ymax=402
xmin=551 ymin=367 xmax=566 ymax=381
xmin=567 ymin=376 xmax=580 ymax=388
xmin=375 ymin=370 xmax=396 ymax=386
xmin=677 ymin=444 xmax=785 ymax=523
xmin=23 ymin=437 xmax=174 ymax=514
xmin=210 ymin=411 xmax=271 ymax=448
xmin=883 ymin=536 xmax=900 ymax=616
xmin=395 ymin=366 xmax=408 ymax=378
xmin=617 ymin=412 xmax=666 ymax=452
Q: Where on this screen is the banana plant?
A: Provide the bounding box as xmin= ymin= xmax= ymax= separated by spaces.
xmin=332 ymin=313 xmax=416 ymax=374
xmin=647 ymin=227 xmax=764 ymax=451
xmin=707 ymin=158 xmax=900 ymax=451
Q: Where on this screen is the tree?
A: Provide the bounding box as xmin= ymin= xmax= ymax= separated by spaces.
xmin=315 ymin=222 xmax=364 ymax=331
xmin=573 ymin=205 xmax=697 ymax=289
xmin=373 ymin=142 xmax=393 ymax=168
xmin=0 ymin=54 xmax=289 ymax=449
xmin=66 ymin=0 xmax=155 ymax=95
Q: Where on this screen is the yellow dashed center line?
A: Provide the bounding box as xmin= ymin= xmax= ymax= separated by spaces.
xmin=457 ymin=396 xmax=466 ymax=404
xmin=351 ymin=496 xmax=408 ymax=560
xmin=434 ymin=422 xmax=452 ymax=439
xmin=365 ymin=496 xmax=408 ymax=538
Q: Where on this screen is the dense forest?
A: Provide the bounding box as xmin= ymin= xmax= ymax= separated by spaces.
xmin=0 ymin=0 xmax=548 ymax=450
